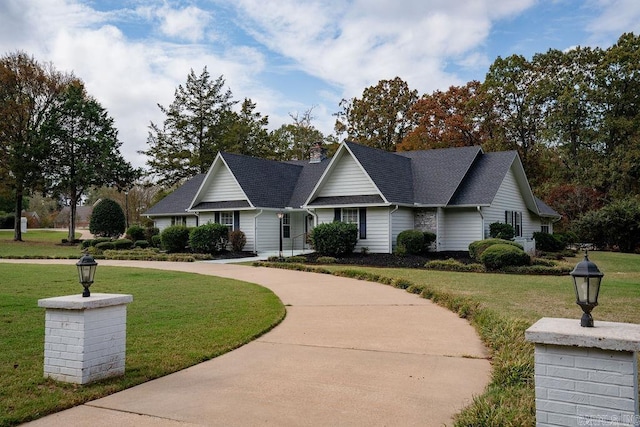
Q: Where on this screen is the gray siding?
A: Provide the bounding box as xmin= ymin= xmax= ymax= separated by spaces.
xmin=483 ymin=167 xmax=541 ymax=239
xmin=317 ymin=152 xmax=378 ymax=197
xmin=202 ymin=164 xmax=244 ymax=202
xmin=391 ymin=208 xmax=414 ymax=251
xmin=441 ymin=208 xmax=483 ymax=251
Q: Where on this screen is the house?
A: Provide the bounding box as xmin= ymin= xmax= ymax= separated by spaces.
xmin=54 ymin=205 xmax=94 ymax=229
xmin=144 ymin=141 xmax=560 ymax=254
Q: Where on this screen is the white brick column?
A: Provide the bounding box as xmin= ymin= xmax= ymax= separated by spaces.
xmin=526 ymin=318 xmax=640 ymax=427
xmin=38 ymin=293 xmax=133 ymax=385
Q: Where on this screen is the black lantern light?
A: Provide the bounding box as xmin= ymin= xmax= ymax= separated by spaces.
xmin=569 ymin=250 xmax=603 ymax=327
xmin=76 ymin=252 xmax=98 ymax=297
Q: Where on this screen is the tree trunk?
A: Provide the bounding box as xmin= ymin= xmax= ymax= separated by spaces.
xmin=13 ymin=183 xmax=23 ymax=242
xmin=68 ymin=194 xmax=77 ymax=242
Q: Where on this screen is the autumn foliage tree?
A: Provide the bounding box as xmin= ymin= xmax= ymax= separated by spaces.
xmin=335 ymin=77 xmax=417 ymax=151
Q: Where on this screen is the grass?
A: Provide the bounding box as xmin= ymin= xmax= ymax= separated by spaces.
xmin=0 ymin=264 xmax=285 ymax=427
xmin=258 ymin=251 xmax=640 ymax=427
xmin=0 ymin=230 xmax=82 ymax=258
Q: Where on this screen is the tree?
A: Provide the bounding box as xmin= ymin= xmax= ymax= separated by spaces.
xmin=221 ymin=98 xmax=272 ymax=158
xmin=334 ymin=77 xmax=418 ymax=151
xmin=0 ymin=51 xmax=71 ymax=241
xmin=90 ymin=198 xmax=126 ymax=238
xmin=399 ymin=81 xmax=491 ymax=151
xmin=270 ymin=108 xmax=327 ymax=160
xmin=42 ymin=81 xmax=138 ymax=241
xmin=141 ymin=68 xmax=236 ymax=186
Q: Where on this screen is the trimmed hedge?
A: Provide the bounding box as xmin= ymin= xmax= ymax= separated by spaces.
xmin=90 ymin=198 xmax=126 ymax=238
xmin=309 ymin=222 xmax=358 ymax=256
xmin=160 ymin=225 xmax=190 ymax=253
xmin=126 ymin=225 xmax=145 ymax=242
xmin=480 ymin=244 xmax=530 ymax=270
xmin=489 ymin=222 xmax=515 ymax=240
xmin=425 ymin=259 xmax=485 ymax=273
xmin=469 ymin=238 xmax=523 ymax=261
xmin=134 ymin=240 xmax=149 ymax=249
xmin=532 ymin=232 xmax=565 ymax=252
xmin=189 ymin=223 xmax=229 ymax=254
xmin=396 ymin=230 xmax=436 ymax=255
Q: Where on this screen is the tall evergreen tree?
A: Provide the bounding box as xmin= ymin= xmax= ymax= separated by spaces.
xmin=141 ymin=68 xmax=236 ymax=186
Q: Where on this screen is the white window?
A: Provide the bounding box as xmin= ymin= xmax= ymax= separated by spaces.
xmin=342 ymin=208 xmax=358 ymax=225
xmin=220 ymin=212 xmax=233 ymax=230
xmin=282 ymin=213 xmax=291 ymax=238
xmin=171 ymin=216 xmax=186 ymax=226
xmin=505 ymin=211 xmax=523 ymax=237
xmin=541 ymin=220 xmax=550 ymax=234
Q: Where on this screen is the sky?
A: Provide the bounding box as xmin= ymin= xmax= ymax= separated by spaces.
xmin=1 ymin=0 xmax=639 ymax=170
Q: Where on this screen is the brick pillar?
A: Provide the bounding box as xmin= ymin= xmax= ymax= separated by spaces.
xmin=526 ymin=318 xmax=640 ymax=427
xmin=38 ymin=293 xmax=133 ymax=384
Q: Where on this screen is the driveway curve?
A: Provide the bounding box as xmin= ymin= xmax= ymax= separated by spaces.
xmin=13 ymin=260 xmax=491 ymax=426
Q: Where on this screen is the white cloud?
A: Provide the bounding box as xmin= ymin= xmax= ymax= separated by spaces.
xmin=155 ymin=4 xmax=212 ymax=42
xmin=586 ymin=0 xmax=640 ymax=43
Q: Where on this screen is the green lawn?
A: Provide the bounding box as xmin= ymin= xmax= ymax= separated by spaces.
xmin=0 ymin=230 xmax=82 ymax=258
xmin=0 ymin=264 xmax=285 ymax=427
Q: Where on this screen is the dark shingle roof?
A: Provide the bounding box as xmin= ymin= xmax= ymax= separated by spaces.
xmin=448 ymin=151 xmax=517 ymax=206
xmin=307 ymin=195 xmax=385 ymax=206
xmin=345 ymin=142 xmax=413 ymax=204
xmin=396 ymin=146 xmax=482 ymax=205
xmin=220 ymin=153 xmax=303 ymax=208
xmin=144 ymin=174 xmax=205 ymax=216
xmin=285 ymin=159 xmax=331 ymax=208
xmin=535 ymin=197 xmax=561 ymax=218
xmin=191 ymin=200 xmax=251 ymax=210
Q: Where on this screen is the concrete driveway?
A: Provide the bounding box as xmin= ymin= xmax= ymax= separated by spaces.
xmin=12 ymin=260 xmax=491 ymax=426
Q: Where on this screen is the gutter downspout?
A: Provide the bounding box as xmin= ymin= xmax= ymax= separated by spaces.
xmin=476 ymin=206 xmax=484 ymax=240
xmin=389 ymin=205 xmax=399 ymax=253
xmin=253 ymin=209 xmax=263 ymax=254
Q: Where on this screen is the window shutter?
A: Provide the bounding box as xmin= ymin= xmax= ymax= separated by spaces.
xmin=334 ymin=208 xmax=341 ymax=222
xmin=233 ymin=211 xmax=240 ymax=230
xmin=214 ymin=212 xmax=220 ymax=223
xmin=359 ymin=208 xmax=367 ymax=239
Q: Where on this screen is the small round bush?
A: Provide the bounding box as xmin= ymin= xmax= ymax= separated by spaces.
xmin=95 ymin=241 xmax=116 ymax=251
xmin=310 ymin=222 xmax=358 ymax=256
xmin=144 ymin=226 xmax=160 ymax=242
xmin=229 ymin=229 xmax=246 ymax=252
xmin=480 ymin=244 xmax=530 ymax=270
xmin=423 ymin=231 xmax=436 ymax=250
xmin=469 ymin=238 xmax=523 ymax=260
xmin=397 ymin=230 xmax=425 ymax=255
xmin=151 ymin=234 xmax=161 ymax=248
xmin=82 ymin=239 xmax=94 ymax=249
xmin=160 ymin=225 xmax=190 ymax=253
xmin=126 ymin=225 xmax=145 ymax=242
xmin=90 ymin=198 xmax=126 ymax=238
xmin=134 ymin=240 xmax=149 ymax=249
xmin=113 ymin=238 xmax=133 ymax=250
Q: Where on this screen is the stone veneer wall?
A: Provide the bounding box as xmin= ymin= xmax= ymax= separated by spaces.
xmin=414 ymin=208 xmax=436 ymax=233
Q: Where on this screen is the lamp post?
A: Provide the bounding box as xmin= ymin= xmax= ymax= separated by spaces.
xmin=77 ymin=252 xmax=98 ymax=297
xmin=277 ymin=212 xmax=284 ymax=259
xmin=569 ymin=250 xmax=603 ymax=327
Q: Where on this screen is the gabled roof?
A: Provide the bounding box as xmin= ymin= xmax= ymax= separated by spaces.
xmin=396 ymin=146 xmax=482 ymax=205
xmin=535 ymin=197 xmax=562 ymax=219
xmin=145 ymin=174 xmax=205 ymax=216
xmin=448 ymin=151 xmax=517 ymax=206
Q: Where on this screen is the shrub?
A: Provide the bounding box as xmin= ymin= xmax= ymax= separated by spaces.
xmin=397 ymin=230 xmax=425 ymax=254
xmin=489 ymin=222 xmax=515 ymax=240
xmin=572 ymin=198 xmax=640 ymax=252
xmin=533 ymin=232 xmax=564 ymax=252
xmin=90 ymin=198 xmax=126 ymax=238
xmin=126 ymin=225 xmax=145 ymax=242
xmin=189 ymin=223 xmax=229 ymax=254
xmin=425 ymin=259 xmax=485 ymax=273
xmin=134 ymin=240 xmax=149 ymax=249
xmin=95 ymin=241 xmax=116 ymax=251
xmin=423 ymin=231 xmax=436 ymax=250
xmin=113 ymin=238 xmax=133 ymax=250
xmin=316 ymin=256 xmax=337 ymax=264
xmin=160 ymin=225 xmax=190 ymax=253
xmin=480 ymin=244 xmax=530 ymax=270
xmin=151 ymin=235 xmax=161 ymax=248
xmin=286 ymin=256 xmax=306 ymax=263
xmin=469 ymin=238 xmax=523 ymax=260
xmin=229 ymin=230 xmax=246 ymax=252
xmin=309 ymin=222 xmax=358 ymax=256
xmin=82 ymin=239 xmax=93 ymax=249
xmin=144 ymin=226 xmax=160 ymax=242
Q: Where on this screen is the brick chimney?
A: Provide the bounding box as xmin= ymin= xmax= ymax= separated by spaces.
xmin=309 ymin=143 xmax=327 ymax=163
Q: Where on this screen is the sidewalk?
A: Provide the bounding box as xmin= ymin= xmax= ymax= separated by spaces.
xmin=13 ymin=260 xmax=491 ymax=426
